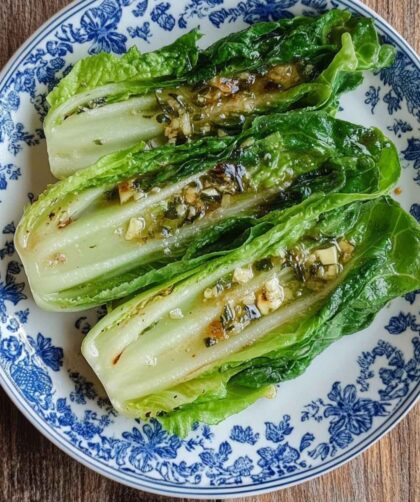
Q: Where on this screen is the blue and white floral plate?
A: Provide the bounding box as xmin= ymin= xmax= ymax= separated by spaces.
xmin=0 ymin=0 xmax=419 ymax=497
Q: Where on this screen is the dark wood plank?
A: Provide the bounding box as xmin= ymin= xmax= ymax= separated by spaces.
xmin=0 ymin=1 xmax=418 ymax=501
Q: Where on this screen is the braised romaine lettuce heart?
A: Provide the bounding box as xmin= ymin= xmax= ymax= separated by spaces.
xmin=44 ymin=9 xmax=395 ymax=178
xmin=15 ymin=112 xmax=400 ymax=311
xmin=81 ymin=197 xmax=420 ymax=437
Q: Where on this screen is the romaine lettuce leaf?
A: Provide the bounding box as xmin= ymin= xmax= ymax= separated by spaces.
xmin=81 ymin=197 xmax=420 ymax=436
xmin=46 ymin=30 xmax=201 ymax=117
xmin=44 ymin=30 xmax=201 ymax=178
xmin=15 ymin=112 xmax=399 ymax=311
xmin=44 ymin=10 xmax=395 ymax=178
xmin=190 ymin=10 xmax=394 ymax=81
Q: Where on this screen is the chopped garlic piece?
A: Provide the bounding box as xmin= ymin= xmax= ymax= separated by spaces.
xmin=133 ymin=189 xmax=146 ymax=201
xmin=241 ymin=291 xmax=256 ymax=304
xmin=180 ymin=113 xmax=192 ymax=137
xmin=201 ymin=188 xmax=220 ymax=199
xmin=169 ymin=308 xmax=184 ymax=320
xmin=176 ymin=203 xmax=187 ymax=218
xmin=316 ymin=266 xmax=325 ymax=279
xmin=203 ymin=284 xmax=224 ymax=300
xmin=184 ymin=186 xmax=198 ymax=204
xmin=338 ymin=239 xmax=354 ymax=254
xmin=325 ymin=264 xmax=342 ymax=279
xmin=204 ymin=288 xmax=214 ymax=299
xmin=267 ymin=64 xmax=301 ymax=89
xmin=200 ymin=124 xmax=211 ymax=134
xmin=264 ymin=276 xmax=283 ymax=299
xmin=125 ymin=217 xmax=146 ymax=240
xmin=257 ymin=276 xmax=284 ymax=315
xmin=233 ymin=265 xmax=254 ymax=284
xmin=118 ymin=179 xmax=136 ymax=204
xmin=338 ymin=239 xmax=354 ymax=263
xmin=315 ymin=246 xmax=338 ymax=265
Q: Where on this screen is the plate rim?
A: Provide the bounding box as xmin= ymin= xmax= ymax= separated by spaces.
xmin=0 ymin=0 xmax=418 ymax=497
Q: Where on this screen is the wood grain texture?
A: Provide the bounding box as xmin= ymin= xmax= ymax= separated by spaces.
xmin=0 ymin=1 xmax=418 ymax=501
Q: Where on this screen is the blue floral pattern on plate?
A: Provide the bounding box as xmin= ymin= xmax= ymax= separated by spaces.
xmin=0 ymin=0 xmax=419 ymax=496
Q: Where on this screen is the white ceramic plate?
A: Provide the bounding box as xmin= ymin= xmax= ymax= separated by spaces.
xmin=0 ymin=0 xmax=419 ymax=498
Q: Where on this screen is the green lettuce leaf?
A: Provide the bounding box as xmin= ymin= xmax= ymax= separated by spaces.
xmin=16 ymin=112 xmax=399 ymax=311
xmin=81 ymin=196 xmax=420 ymax=437
xmin=46 ymin=30 xmax=201 ymax=116
xmin=44 ymin=10 xmax=395 ymax=178
xmin=190 ymin=10 xmax=389 ymax=80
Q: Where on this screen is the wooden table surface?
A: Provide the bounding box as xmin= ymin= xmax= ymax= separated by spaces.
xmin=0 ymin=1 xmax=419 ymax=501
